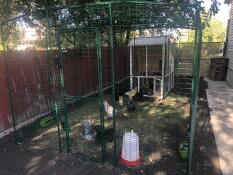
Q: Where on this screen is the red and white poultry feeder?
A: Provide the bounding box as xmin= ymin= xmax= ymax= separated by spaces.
xmin=119 ymin=130 xmax=141 ymax=166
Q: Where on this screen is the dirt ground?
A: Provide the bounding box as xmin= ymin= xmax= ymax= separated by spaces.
xmin=192 ymin=78 xmax=222 ymax=175
xmin=0 ymin=79 xmax=222 ymax=175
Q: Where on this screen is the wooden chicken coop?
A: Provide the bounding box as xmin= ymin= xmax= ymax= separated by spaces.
xmin=129 ymin=36 xmax=175 ymax=99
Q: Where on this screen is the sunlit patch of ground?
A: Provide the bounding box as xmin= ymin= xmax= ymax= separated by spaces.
xmin=25 ymin=93 xmax=189 ymax=174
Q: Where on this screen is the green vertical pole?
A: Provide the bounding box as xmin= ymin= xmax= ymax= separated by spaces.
xmin=57 ymin=31 xmax=71 ymax=154
xmin=46 ymin=10 xmax=54 ymax=93
xmin=95 ymin=29 xmax=106 ymax=163
xmin=54 ymin=101 xmax=62 ymax=153
xmin=46 ymin=10 xmax=62 ymax=153
xmin=109 ymin=4 xmax=117 ymax=165
xmin=189 ymin=11 xmax=202 ymax=175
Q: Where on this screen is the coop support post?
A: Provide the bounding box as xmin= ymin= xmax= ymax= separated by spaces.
xmin=146 ymin=45 xmax=148 ymax=78
xmin=172 ymin=42 xmax=175 ymax=89
xmin=161 ymin=44 xmax=165 ymax=100
xmin=108 ymin=4 xmax=117 ymax=165
xmin=172 ymin=72 xmax=174 ymax=88
xmin=130 ymin=46 xmax=133 ymax=90
xmin=137 ymin=77 xmax=140 ymax=92
xmin=168 ymin=73 xmax=171 ymax=91
xmin=153 ymin=78 xmax=156 ymax=96
xmin=171 ymin=72 xmax=173 ymax=89
xmin=189 ymin=11 xmax=202 ymax=175
xmin=171 ymin=43 xmax=175 ymax=89
xmin=168 ymin=40 xmax=171 ymax=92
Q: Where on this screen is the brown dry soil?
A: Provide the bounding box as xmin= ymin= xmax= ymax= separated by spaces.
xmin=0 ymin=79 xmax=222 ymax=175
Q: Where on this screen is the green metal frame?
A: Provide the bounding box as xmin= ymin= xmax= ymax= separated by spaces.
xmin=56 ymin=27 xmax=107 ymax=161
xmin=48 ymin=3 xmax=202 ymax=170
xmin=108 ymin=3 xmax=118 ymax=165
xmin=189 ymin=11 xmax=203 ymax=174
xmin=1 ymin=1 xmax=202 ymax=173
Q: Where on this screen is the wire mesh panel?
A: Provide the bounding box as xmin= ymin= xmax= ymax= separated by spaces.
xmin=174 ymin=31 xmax=195 ymax=97
xmin=108 ymin=2 xmax=200 ymax=174
xmin=103 ymin=3 xmax=197 ymax=174
xmin=55 ymin=28 xmax=106 ymax=161
xmin=0 ymin=16 xmax=63 ymax=158
xmin=0 ymin=1 xmax=202 ymax=174
xmin=114 ymin=86 xmax=191 ymax=174
xmin=114 ymin=46 xmax=192 ymax=174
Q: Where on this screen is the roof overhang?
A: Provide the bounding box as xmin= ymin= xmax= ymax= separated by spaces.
xmin=225 ymin=0 xmax=232 ymax=4
xmin=128 ymin=36 xmax=170 ymax=47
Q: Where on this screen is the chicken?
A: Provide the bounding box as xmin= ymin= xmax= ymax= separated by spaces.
xmin=119 ymin=96 xmax=124 ymax=106
xmin=95 ymin=125 xmax=114 ymax=143
xmin=103 ymin=101 xmax=117 ymax=118
xmin=127 ymin=98 xmax=136 ymax=112
xmin=134 ymin=89 xmax=144 ymax=101
xmin=125 ymin=89 xmax=137 ymax=99
xmin=61 ymin=121 xmax=66 ymax=130
xmin=125 ymin=89 xmax=137 ymax=112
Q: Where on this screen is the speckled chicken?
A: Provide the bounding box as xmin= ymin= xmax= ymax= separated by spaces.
xmin=103 ymin=101 xmax=118 ymax=118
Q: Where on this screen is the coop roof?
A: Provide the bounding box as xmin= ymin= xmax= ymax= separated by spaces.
xmin=224 ymin=0 xmax=232 ymax=4
xmin=128 ymin=36 xmax=170 ymax=46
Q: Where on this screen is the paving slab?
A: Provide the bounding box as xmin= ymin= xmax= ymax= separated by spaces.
xmin=206 ymin=79 xmax=233 ymax=175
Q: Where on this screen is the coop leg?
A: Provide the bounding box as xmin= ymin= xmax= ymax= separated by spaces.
xmin=153 ymin=78 xmax=156 ymax=97
xmin=137 ymin=77 xmax=140 ymax=92
xmin=161 ymin=79 xmax=164 ymax=100
xmin=130 ymin=46 xmax=133 ymax=90
xmin=169 ymin=73 xmax=171 ymax=91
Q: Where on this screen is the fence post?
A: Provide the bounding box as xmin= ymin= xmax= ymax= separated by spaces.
xmin=189 ymin=10 xmax=203 ymax=175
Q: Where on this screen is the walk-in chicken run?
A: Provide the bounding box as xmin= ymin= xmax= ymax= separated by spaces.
xmin=1 ymin=1 xmax=202 ymax=174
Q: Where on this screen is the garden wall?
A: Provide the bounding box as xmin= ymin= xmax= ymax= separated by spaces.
xmin=0 ymin=54 xmax=12 ymax=133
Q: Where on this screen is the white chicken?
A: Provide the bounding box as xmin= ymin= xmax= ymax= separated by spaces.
xmin=103 ymin=101 xmax=117 ymax=119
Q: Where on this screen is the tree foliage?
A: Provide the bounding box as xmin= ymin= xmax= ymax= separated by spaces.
xmin=0 ymin=0 xmax=19 ymax=50
xmin=182 ymin=17 xmax=226 ymax=43
xmin=202 ymin=17 xmax=226 ymax=42
xmin=0 ymin=0 xmax=222 ymax=49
